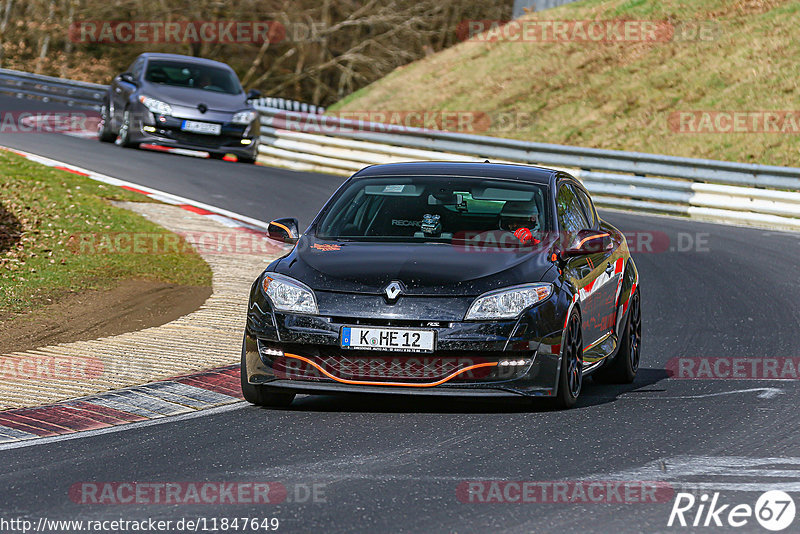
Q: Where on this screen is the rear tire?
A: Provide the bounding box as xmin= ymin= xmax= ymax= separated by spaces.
xmin=593 ymin=289 xmax=641 ymax=384
xmin=240 ymin=336 xmax=295 ymax=408
xmin=552 ymin=310 xmax=583 ymax=409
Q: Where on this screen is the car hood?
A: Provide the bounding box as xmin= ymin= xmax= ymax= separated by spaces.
xmin=140 ymin=82 xmax=249 ymax=112
xmin=276 ymin=236 xmax=556 ymax=297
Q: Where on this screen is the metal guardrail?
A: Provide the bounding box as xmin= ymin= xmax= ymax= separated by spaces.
xmin=254 ymin=97 xmax=324 ymax=115
xmin=255 ymin=107 xmax=800 ymax=230
xmin=1 ymin=67 xmax=798 ymax=231
xmin=0 ymin=68 xmax=106 ymax=109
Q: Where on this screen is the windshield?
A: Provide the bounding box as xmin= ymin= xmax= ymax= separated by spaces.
xmin=315 ymin=176 xmax=549 ymax=243
xmin=144 ymin=60 xmax=242 ymax=95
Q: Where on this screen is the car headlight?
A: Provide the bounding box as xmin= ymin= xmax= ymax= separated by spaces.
xmin=232 ymin=110 xmax=257 ymax=125
xmin=262 ymin=273 xmax=318 ymax=314
xmin=465 ymin=283 xmax=552 ymax=320
xmin=138 ymin=95 xmax=172 ymax=115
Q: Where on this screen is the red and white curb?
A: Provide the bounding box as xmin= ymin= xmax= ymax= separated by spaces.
xmin=0 ymin=146 xmax=271 ymax=232
xmin=0 ymin=366 xmax=244 ymax=444
xmin=0 ymin=146 xmax=289 ymax=444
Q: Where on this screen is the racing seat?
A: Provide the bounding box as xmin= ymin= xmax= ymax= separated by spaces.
xmin=500 ymin=200 xmax=540 ymax=244
xmin=500 ymin=201 xmax=540 ymax=232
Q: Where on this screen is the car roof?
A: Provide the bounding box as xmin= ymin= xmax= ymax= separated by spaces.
xmin=138 ymin=53 xmax=234 ymax=71
xmin=351 ymin=162 xmax=558 ymax=185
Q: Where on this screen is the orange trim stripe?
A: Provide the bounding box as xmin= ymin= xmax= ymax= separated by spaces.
xmin=576 ymin=232 xmax=609 ymax=248
xmin=284 ymin=353 xmax=498 ymax=388
xmin=270 ymin=221 xmax=295 ymax=239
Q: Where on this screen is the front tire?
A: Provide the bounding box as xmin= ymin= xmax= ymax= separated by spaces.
xmin=115 ymin=108 xmax=138 ymax=148
xmin=594 ymin=289 xmax=641 ymax=384
xmin=98 ymin=103 xmax=116 ymax=143
xmin=553 ymin=310 xmax=583 ymax=409
xmin=240 ymin=336 xmax=295 ymax=408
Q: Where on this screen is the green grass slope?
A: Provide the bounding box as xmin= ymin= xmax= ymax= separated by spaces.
xmin=331 ymin=0 xmax=799 ymax=167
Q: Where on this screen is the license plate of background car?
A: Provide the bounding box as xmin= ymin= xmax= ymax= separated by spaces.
xmin=181 ymin=120 xmax=222 ymax=135
xmin=341 ymin=326 xmax=435 ymax=353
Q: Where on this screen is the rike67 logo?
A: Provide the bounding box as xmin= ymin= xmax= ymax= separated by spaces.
xmin=668 ymin=491 xmax=796 ymax=531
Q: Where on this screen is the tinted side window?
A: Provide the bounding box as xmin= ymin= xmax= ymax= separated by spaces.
xmin=556 ymin=183 xmax=589 ymax=237
xmin=573 ymin=186 xmax=597 ymax=227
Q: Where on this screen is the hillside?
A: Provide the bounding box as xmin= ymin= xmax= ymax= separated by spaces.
xmin=330 ymin=0 xmax=800 ymax=167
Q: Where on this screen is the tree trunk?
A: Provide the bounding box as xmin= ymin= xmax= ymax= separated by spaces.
xmin=0 ymin=0 xmax=15 ymax=68
xmin=61 ymin=0 xmax=76 ymax=77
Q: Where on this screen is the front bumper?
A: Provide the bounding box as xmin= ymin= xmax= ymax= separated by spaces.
xmin=128 ymin=110 xmax=259 ymax=159
xmin=243 ymin=285 xmax=572 ymax=398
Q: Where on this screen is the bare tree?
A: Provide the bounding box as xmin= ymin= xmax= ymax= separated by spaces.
xmin=0 ymin=0 xmax=512 ymax=104
xmin=35 ymin=0 xmax=57 ymax=74
xmin=0 ymin=0 xmax=16 ymax=67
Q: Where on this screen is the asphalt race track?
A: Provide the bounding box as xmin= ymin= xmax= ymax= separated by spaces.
xmin=1 ymin=93 xmax=800 ymax=532
xmin=0 ymin=95 xmax=333 ymax=228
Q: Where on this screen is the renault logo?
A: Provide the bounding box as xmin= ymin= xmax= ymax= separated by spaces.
xmin=384 ymin=281 xmax=403 ymax=302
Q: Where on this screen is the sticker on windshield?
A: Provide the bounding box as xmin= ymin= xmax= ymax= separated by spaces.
xmin=383 ymin=184 xmax=405 ymax=193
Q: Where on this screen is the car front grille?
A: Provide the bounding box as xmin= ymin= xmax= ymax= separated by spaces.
xmin=262 ymin=343 xmax=531 ymax=385
xmin=168 ymin=131 xmax=241 ymax=148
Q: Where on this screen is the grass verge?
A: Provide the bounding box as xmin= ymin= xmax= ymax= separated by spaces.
xmin=0 ymin=149 xmax=212 ymax=316
xmin=330 ymin=0 xmax=799 ymax=167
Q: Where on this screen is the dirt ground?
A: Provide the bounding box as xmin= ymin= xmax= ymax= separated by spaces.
xmin=0 ymin=280 xmax=211 ymax=354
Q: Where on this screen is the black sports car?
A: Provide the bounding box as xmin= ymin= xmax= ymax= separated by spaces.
xmin=98 ymin=53 xmax=261 ymax=163
xmin=243 ymin=162 xmax=641 ymax=408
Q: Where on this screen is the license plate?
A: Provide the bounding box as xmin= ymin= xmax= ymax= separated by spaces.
xmin=341 ymin=326 xmax=435 ymax=353
xmin=181 ymin=120 xmax=221 ymax=135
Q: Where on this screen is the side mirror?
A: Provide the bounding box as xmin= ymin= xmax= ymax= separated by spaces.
xmin=268 ymin=218 xmax=299 ymax=244
xmin=563 ymin=229 xmax=612 ymax=257
xmin=120 ymin=72 xmax=137 ymax=85
xmin=246 ymin=89 xmax=262 ymax=100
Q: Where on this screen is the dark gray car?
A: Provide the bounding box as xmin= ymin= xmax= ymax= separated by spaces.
xmin=98 ymin=53 xmax=261 ymax=163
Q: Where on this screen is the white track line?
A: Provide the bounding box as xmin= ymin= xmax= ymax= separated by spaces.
xmin=619 ymin=387 xmax=785 ymax=400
